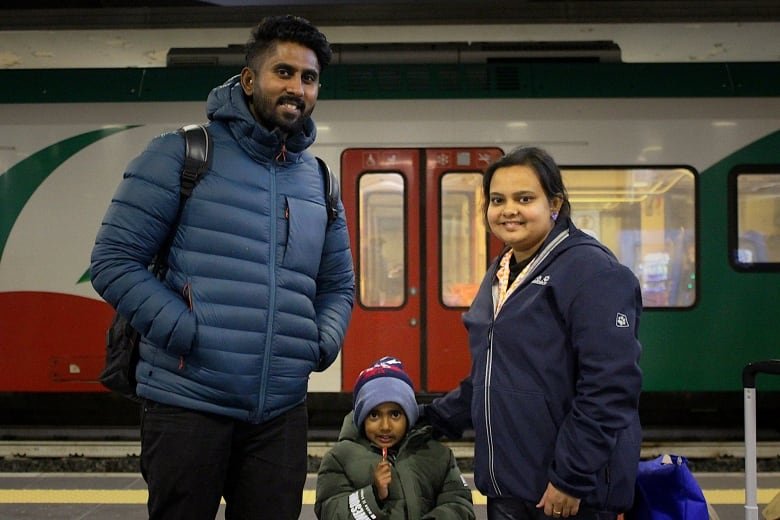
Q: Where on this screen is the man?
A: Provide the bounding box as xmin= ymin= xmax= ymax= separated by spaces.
xmin=90 ymin=15 xmax=354 ymax=520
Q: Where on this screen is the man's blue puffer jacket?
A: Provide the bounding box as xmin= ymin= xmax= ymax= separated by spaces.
xmin=91 ymin=75 xmax=355 ymax=423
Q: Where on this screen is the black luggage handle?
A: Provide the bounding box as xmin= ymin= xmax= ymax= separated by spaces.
xmin=742 ymin=359 xmax=780 ymax=388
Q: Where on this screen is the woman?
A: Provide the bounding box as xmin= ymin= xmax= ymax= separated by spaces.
xmin=425 ymin=146 xmax=643 ymax=519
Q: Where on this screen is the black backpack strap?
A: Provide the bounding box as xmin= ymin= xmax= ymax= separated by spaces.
xmin=154 ymin=124 xmax=212 ymax=273
xmin=316 ymin=156 xmax=339 ymax=224
xmin=179 ymin=124 xmax=212 ymax=200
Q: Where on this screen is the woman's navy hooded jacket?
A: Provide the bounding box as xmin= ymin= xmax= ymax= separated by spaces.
xmin=428 ymin=219 xmax=642 ymax=512
xmin=91 ymin=75 xmax=355 ymax=423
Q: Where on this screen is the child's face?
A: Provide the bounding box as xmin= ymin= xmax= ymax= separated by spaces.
xmin=364 ymin=402 xmax=408 ymax=449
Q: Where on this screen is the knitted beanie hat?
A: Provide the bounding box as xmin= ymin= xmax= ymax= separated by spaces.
xmin=353 ymin=356 xmax=418 ymax=430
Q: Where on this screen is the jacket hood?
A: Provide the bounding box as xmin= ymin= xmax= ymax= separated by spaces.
xmin=205 ymin=74 xmax=317 ymax=162
xmin=554 ymin=217 xmax=613 ymax=256
xmin=338 ymin=411 xmax=362 ymax=442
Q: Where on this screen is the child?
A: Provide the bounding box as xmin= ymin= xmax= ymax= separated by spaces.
xmin=315 ymin=356 xmax=475 ymax=519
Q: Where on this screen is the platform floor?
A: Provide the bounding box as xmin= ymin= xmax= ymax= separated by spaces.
xmin=0 ymin=472 xmax=778 ymax=519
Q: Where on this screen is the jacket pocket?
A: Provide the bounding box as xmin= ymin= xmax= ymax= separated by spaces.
xmin=599 ymin=419 xmax=642 ymax=511
xmin=182 ymin=279 xmax=194 ymax=310
xmin=282 ymin=196 xmax=327 ymax=277
xmin=168 ymin=278 xmax=196 ymax=357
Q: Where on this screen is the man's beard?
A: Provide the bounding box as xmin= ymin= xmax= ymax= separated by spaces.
xmin=254 ymin=93 xmax=311 ymax=135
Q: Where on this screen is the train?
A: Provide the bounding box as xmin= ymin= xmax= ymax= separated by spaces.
xmin=1 ymin=59 xmax=779 ymax=433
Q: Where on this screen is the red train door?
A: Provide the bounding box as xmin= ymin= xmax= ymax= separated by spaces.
xmin=340 ymin=147 xmax=503 ymax=393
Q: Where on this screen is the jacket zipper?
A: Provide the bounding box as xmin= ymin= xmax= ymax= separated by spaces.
xmin=257 ymin=161 xmax=279 ymax=421
xmin=485 ymin=322 xmax=501 ymax=495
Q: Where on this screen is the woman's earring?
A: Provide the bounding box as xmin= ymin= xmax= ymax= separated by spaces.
xmin=551 ymin=210 xmax=559 ymax=222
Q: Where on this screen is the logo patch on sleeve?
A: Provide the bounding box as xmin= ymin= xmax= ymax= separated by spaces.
xmin=616 ymin=313 xmax=630 ymax=328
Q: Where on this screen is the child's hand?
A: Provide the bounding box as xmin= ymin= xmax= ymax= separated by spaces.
xmin=373 ymin=448 xmax=392 ymax=501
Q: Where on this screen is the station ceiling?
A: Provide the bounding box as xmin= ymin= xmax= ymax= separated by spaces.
xmin=2 ymin=1 xmax=780 ymax=30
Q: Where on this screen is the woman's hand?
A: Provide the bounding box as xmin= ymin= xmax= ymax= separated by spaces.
xmin=536 ymin=482 xmax=581 ymax=517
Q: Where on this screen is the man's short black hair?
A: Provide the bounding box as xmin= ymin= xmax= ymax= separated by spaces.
xmin=245 ymin=15 xmax=332 ymax=71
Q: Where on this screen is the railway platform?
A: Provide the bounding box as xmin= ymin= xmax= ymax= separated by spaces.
xmin=2 ymin=437 xmax=780 ymax=518
xmin=1 ymin=472 xmax=779 ymax=519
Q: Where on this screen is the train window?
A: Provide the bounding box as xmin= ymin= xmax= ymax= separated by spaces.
xmin=728 ymin=168 xmax=780 ymax=271
xmin=562 ymin=167 xmax=696 ymax=308
xmin=440 ymin=172 xmax=487 ymax=307
xmin=358 ymin=172 xmax=406 ymax=307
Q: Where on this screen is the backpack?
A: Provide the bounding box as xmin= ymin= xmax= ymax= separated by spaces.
xmin=99 ymin=124 xmax=338 ymax=401
xmin=626 ymin=454 xmax=710 ymax=520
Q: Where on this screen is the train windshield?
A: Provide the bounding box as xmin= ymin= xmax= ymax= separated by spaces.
xmin=563 ymin=167 xmax=696 ymax=308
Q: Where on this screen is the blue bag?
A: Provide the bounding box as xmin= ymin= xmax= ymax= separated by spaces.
xmin=627 ymin=454 xmax=709 ymax=520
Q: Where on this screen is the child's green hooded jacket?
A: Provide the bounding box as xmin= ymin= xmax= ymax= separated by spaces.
xmin=315 ymin=411 xmax=475 ymax=519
